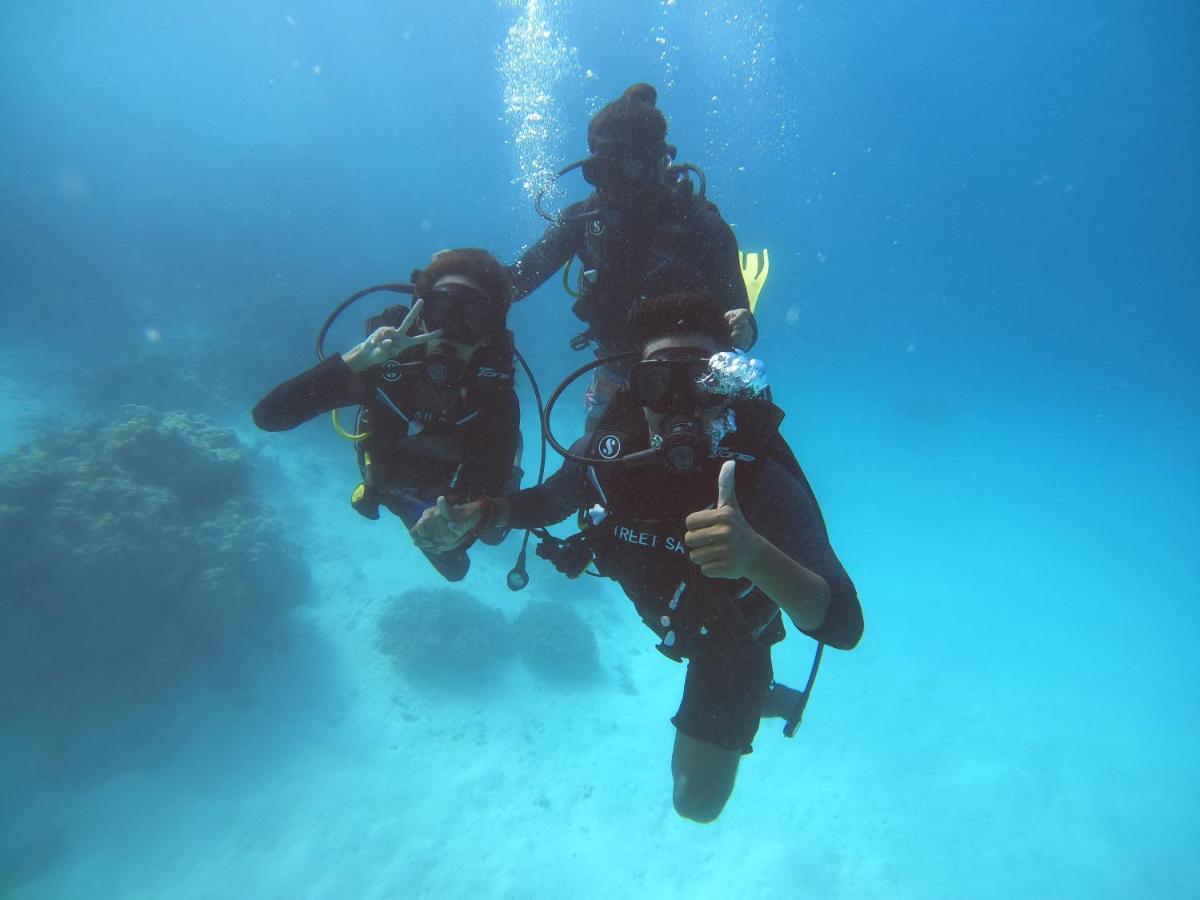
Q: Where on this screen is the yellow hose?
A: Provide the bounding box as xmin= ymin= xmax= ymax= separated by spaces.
xmin=562 ymin=257 xmax=581 ymax=299
xmin=331 ymin=408 xmax=369 ymax=442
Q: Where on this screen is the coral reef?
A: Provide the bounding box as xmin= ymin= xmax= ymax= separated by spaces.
xmin=513 ymin=600 xmax=601 ymax=686
xmin=0 ymin=406 xmax=308 ymax=768
xmin=376 ymin=588 xmax=513 ymax=688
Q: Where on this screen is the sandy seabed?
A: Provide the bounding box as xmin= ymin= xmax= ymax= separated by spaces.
xmin=3 ymin=371 xmax=1198 ymax=899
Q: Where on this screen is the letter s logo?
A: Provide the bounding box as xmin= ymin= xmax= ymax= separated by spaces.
xmin=597 ymin=434 xmax=622 ymax=459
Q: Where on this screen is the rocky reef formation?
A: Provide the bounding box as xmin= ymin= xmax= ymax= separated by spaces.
xmin=376 ymin=587 xmax=514 ymax=689
xmin=513 ymin=600 xmax=602 ymax=685
xmin=376 ymin=589 xmax=602 ymax=692
xmin=0 ymin=406 xmax=309 ymax=774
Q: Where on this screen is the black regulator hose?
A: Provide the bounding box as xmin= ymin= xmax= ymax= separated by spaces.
xmin=783 ymin=643 xmax=825 ymax=738
xmin=534 ymin=160 xmax=596 ymax=223
xmin=667 ymin=162 xmax=707 ymax=200
xmin=541 ymin=351 xmax=648 ymax=467
xmin=315 ymin=283 xmax=415 ymax=363
xmin=534 ymin=159 xmax=706 ymax=222
xmin=506 ymin=346 xmax=550 ymax=591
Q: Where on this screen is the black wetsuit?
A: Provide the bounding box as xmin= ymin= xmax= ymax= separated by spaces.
xmin=507 ymin=393 xmax=862 ymax=752
xmin=509 ymin=186 xmax=751 ymax=356
xmin=253 ymin=331 xmax=521 ymax=581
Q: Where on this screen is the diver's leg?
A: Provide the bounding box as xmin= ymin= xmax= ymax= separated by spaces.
xmin=668 ymin=638 xmax=773 ymax=823
xmin=388 ymin=494 xmax=471 ymax=582
xmin=421 ymin=546 xmax=470 ymax=582
xmin=670 ymin=732 xmax=741 ymax=824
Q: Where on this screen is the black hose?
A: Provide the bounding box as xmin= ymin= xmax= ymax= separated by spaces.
xmin=541 ymin=351 xmax=637 ymax=465
xmin=315 ymin=283 xmax=414 ymax=362
xmin=534 ymin=160 xmax=592 ymax=223
xmin=667 ymin=162 xmax=707 ymax=200
xmin=507 ymin=347 xmax=550 ymax=591
xmin=783 ymin=643 xmax=825 ymax=738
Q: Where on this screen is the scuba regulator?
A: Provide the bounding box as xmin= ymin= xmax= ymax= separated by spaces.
xmin=533 ymin=143 xmax=708 ymax=224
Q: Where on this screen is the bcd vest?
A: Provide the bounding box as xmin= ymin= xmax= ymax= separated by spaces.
xmin=571 ymin=190 xmax=727 ymax=352
xmin=356 ymin=305 xmax=516 ymax=497
xmin=577 ymin=390 xmax=788 ymax=660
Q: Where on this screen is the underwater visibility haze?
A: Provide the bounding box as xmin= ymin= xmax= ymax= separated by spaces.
xmin=1 ymin=0 xmax=1197 ymax=897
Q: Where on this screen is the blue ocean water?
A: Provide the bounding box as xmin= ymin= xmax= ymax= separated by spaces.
xmin=1 ymin=1 xmax=1196 ymax=897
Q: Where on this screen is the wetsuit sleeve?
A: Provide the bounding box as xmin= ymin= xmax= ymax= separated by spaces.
xmin=703 ymin=208 xmax=750 ymax=314
xmin=507 ymin=201 xmax=589 ymax=301
xmin=742 ymin=460 xmax=863 ymax=650
xmin=505 ymin=436 xmax=591 ymax=528
xmin=252 ymin=355 xmax=368 ymax=432
xmin=697 ymin=205 xmax=756 ymax=346
xmin=455 ymin=388 xmax=521 ymax=500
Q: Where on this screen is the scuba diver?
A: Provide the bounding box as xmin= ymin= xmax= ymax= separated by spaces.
xmin=410 ymin=291 xmax=864 ymax=823
xmin=509 ymin=82 xmax=757 ymax=428
xmin=252 ymin=248 xmax=521 ymax=582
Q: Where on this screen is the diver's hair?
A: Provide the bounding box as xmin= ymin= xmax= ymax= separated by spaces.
xmin=587 ymin=83 xmax=667 ymax=153
xmin=629 ymin=292 xmax=732 ymax=356
xmin=414 ymin=248 xmax=513 ymax=309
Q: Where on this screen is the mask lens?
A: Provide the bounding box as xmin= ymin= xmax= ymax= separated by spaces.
xmin=420 ymin=290 xmax=499 ymax=343
xmin=581 ymin=153 xmax=652 ymax=190
xmin=631 ymin=358 xmax=720 ymax=412
xmin=614 ymin=155 xmax=649 ymax=183
xmin=631 ymin=360 xmax=674 ymax=410
xmin=416 ymin=299 xmax=452 ymax=332
xmin=686 ymin=361 xmax=726 ymax=409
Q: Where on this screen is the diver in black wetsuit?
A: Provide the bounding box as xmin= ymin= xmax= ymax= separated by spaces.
xmin=411 ymin=291 xmax=864 ymax=822
xmin=509 ymin=83 xmax=757 ymax=427
xmin=252 ymin=248 xmax=521 ymax=582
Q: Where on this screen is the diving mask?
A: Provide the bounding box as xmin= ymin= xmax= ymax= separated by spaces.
xmin=630 ymin=349 xmax=768 ymax=414
xmin=581 ymin=153 xmax=656 ymax=191
xmin=417 ymin=287 xmax=505 ymax=345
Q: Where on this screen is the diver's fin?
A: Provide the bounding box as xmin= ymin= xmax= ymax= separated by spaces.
xmin=762 ymin=681 xmax=804 ymax=720
xmin=739 ymin=248 xmax=770 ymax=314
xmin=763 ymin=680 xmax=808 ymax=738
xmin=350 ymin=482 xmax=380 ymax=520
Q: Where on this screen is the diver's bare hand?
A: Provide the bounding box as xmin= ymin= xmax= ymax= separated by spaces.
xmin=342 ymin=298 xmax=443 ymax=373
xmin=684 ymin=461 xmax=764 ymax=579
xmin=410 ymin=496 xmax=483 ymax=554
xmin=725 ymin=308 xmax=756 ymax=351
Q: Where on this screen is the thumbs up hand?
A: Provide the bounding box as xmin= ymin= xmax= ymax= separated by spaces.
xmin=683 ymin=461 xmax=765 ymax=579
xmin=410 ymin=495 xmax=484 ymax=554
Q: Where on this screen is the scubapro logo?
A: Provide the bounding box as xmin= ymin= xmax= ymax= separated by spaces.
xmin=597 ymin=434 xmax=622 ymax=459
xmin=588 ymin=219 xmax=604 ymax=236
xmin=382 ymin=360 xmax=402 ymax=382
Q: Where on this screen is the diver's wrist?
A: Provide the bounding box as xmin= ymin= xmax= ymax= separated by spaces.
xmin=740 ymin=531 xmax=774 ymax=584
xmin=465 ymin=496 xmax=511 ymax=533
xmin=341 ymin=343 xmax=372 ymax=373
xmin=490 ymin=497 xmax=512 ymax=530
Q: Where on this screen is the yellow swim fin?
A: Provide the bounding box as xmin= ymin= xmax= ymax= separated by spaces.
xmin=739 ymin=249 xmax=770 ymax=315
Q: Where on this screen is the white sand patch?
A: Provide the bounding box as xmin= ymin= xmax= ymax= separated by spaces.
xmin=6 ymin=387 xmax=1200 ymax=898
